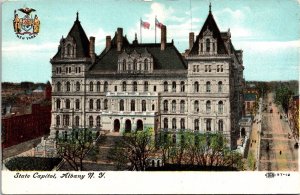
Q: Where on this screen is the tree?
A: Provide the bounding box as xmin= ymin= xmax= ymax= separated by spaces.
xmin=108 ymin=128 xmax=155 ymax=171
xmin=156 ymin=131 xmax=244 ymax=170
xmin=247 ymin=151 xmax=256 ymax=171
xmin=55 ymin=128 xmax=98 ymax=171
xmin=275 ymin=85 xmax=293 ymax=113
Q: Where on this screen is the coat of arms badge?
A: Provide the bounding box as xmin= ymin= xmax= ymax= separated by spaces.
xmin=13 ymin=7 xmax=40 ymax=39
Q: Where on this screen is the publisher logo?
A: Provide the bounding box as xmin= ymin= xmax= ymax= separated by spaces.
xmin=13 ymin=7 xmax=40 ymax=40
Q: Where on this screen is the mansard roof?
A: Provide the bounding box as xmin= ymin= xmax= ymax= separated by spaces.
xmin=90 ymin=38 xmax=187 ymax=71
xmin=53 ymin=15 xmax=90 ymax=59
xmin=189 ymin=11 xmax=228 ymax=55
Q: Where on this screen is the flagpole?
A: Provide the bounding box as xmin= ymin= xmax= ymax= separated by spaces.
xmin=155 ymin=16 xmax=157 ymax=44
xmin=140 ymin=18 xmax=142 ymax=43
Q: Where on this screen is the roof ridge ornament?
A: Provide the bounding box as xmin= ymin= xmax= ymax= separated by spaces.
xmin=76 ymin=11 xmax=79 ymax=21
xmin=209 ymin=2 xmax=212 ymax=13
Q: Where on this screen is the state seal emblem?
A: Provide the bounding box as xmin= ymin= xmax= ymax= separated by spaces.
xmin=13 ymin=7 xmax=40 ymax=40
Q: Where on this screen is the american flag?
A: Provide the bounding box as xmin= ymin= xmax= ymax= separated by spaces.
xmin=140 ymin=19 xmax=150 ymax=29
xmin=155 ymin=18 xmax=163 ymax=28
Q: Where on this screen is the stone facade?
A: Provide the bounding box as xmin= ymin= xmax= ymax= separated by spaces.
xmin=49 ymin=7 xmax=244 ymax=149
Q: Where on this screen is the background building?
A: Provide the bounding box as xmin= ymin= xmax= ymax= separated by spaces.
xmin=49 ymin=6 xmax=244 ymax=149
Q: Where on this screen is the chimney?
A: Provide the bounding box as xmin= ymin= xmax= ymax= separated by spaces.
xmin=161 ymin=25 xmax=166 ymax=51
xmin=189 ymin=32 xmax=194 ymax=50
xmin=117 ymin=28 xmax=123 ymax=52
xmin=106 ymin=36 xmax=111 ymax=51
xmin=89 ymin=36 xmax=95 ymax=63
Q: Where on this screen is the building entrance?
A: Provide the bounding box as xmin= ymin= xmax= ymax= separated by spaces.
xmin=125 ymin=119 xmax=131 ymax=133
xmin=114 ymin=119 xmax=120 ymax=132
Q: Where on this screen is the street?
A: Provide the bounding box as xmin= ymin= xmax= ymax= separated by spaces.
xmin=258 ymin=93 xmax=298 ymax=171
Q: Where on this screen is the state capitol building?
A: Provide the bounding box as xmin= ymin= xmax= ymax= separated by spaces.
xmin=49 ymin=6 xmax=244 ymax=149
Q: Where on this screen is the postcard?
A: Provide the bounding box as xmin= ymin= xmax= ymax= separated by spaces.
xmin=1 ymin=0 xmax=300 ymax=194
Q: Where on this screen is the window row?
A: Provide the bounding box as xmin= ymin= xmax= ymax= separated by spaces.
xmin=162 ymin=118 xmax=224 ymax=131
xmin=163 ymin=100 xmax=224 ymax=114
xmin=192 ymin=65 xmax=224 ymax=73
xmin=118 ymin=99 xmax=155 ymax=112
xmin=194 ymin=81 xmax=223 ymax=93
xmin=55 ymin=99 xmax=108 ymax=110
xmin=55 ymin=66 xmax=81 ymax=74
xmin=55 ymin=115 xmax=101 ymax=128
xmin=163 ymin=81 xmax=185 ymax=92
xmin=120 ymin=58 xmax=150 ymax=71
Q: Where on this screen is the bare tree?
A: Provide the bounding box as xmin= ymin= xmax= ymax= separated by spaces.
xmin=108 ymin=129 xmax=155 ymax=171
xmin=55 ymin=128 xmax=98 ymax=171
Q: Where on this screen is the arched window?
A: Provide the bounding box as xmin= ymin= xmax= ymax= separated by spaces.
xmin=163 ymin=100 xmax=168 ymax=112
xmin=56 ymin=99 xmax=61 ymax=109
xmin=218 ymin=120 xmax=223 ymax=131
xmin=96 ymin=116 xmax=101 ymax=127
xmin=144 ymin=59 xmax=148 ymax=71
xmin=133 ymin=59 xmax=137 ymax=71
xmin=194 ymin=119 xmax=199 ymax=131
xmin=194 ymin=100 xmax=199 ymax=112
xmin=172 ymin=100 xmax=176 ymax=112
xmin=206 ymin=119 xmax=212 ymax=131
xmin=142 ymin=100 xmax=146 ymax=111
xmin=218 ymin=81 xmax=222 ymax=92
xmin=172 ymin=82 xmax=176 ymax=92
xmin=144 ymin=81 xmax=149 ymax=92
xmin=122 ymin=59 xmax=126 ymax=71
xmin=164 ymin=81 xmax=168 ymax=92
xmin=96 ymin=99 xmax=101 ymax=110
xmin=152 ymin=104 xmax=155 ymax=111
xmin=213 ymin=43 xmax=215 ymax=52
xmin=89 ymin=99 xmax=93 ymax=110
xmin=89 ymin=81 xmax=93 ymax=92
xmin=75 ymin=116 xmax=80 ymax=127
xmin=120 ymin=99 xmax=124 ymax=111
xmin=56 ymin=115 xmax=60 ymax=126
xmin=66 ymin=81 xmax=70 ymax=92
xmin=206 ymin=38 xmax=210 ymax=52
xmin=172 ymin=118 xmax=176 ymax=129
xmin=97 ymin=81 xmax=101 ymax=92
xmin=89 ymin=116 xmax=93 ymax=127
xmin=122 ymin=81 xmax=127 ymax=91
xmin=65 ymin=99 xmax=70 ymax=109
xmin=57 ymin=82 xmax=61 ymax=92
xmin=75 ymin=99 xmax=80 ymax=110
xmin=67 ymin=44 xmax=72 ymax=55
xmin=200 ymin=43 xmax=203 ymax=52
xmin=76 ymin=82 xmax=80 ymax=91
xmin=133 ymin=81 xmax=137 ymax=92
xmin=180 ymin=100 xmax=185 ymax=113
xmin=104 ymin=81 xmax=108 ymax=92
xmin=206 ymin=81 xmax=211 ymax=92
xmin=206 ymin=100 xmax=211 ymax=113
xmin=180 ymin=118 xmax=185 ymax=130
xmin=180 ymin=81 xmax=185 ymax=92
xmin=163 ymin=118 xmax=168 ymax=129
xmin=63 ymin=115 xmax=70 ymax=126
xmin=131 ymin=100 xmax=135 ymax=111
xmin=104 ymin=99 xmax=108 ymax=110
xmin=194 ymin=81 xmax=199 ymax=92
xmin=218 ymin=101 xmax=224 ymax=114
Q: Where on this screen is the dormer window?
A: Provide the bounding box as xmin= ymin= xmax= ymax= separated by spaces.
xmin=133 ymin=59 xmax=137 ymax=71
xmin=122 ymin=60 xmax=126 ymax=71
xmin=67 ymin=44 xmax=72 ymax=55
xmin=206 ymin=39 xmax=210 ymax=52
xmin=144 ymin=59 xmax=148 ymax=70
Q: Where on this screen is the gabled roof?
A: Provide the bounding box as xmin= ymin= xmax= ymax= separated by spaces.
xmin=90 ymin=35 xmax=187 ymax=71
xmin=189 ymin=11 xmax=228 ymax=55
xmin=53 ymin=15 xmax=90 ymax=59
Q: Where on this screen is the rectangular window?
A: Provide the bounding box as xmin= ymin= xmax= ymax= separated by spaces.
xmin=206 ymin=119 xmax=211 ymax=131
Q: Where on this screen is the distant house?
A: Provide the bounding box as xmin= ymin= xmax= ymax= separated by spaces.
xmin=244 ymin=93 xmax=257 ymax=115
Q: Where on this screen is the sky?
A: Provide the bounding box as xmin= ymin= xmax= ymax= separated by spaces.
xmin=1 ymin=0 xmax=300 ymax=83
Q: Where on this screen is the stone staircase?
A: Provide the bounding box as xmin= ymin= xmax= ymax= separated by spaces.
xmin=95 ymin=131 xmax=122 ymax=164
